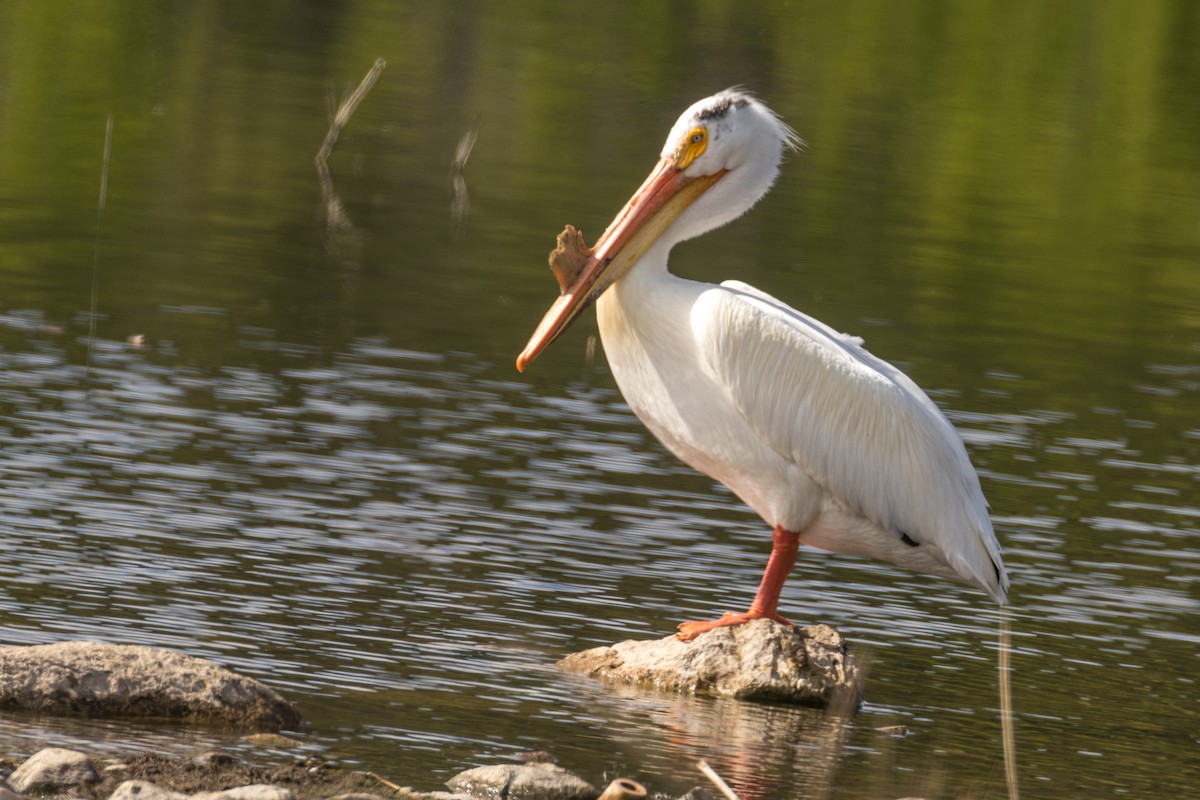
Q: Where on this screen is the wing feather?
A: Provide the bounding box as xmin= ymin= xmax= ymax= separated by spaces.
xmin=693 ymin=281 xmax=1007 ymax=601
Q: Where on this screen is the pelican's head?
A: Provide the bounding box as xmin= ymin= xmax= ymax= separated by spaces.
xmin=517 ymin=89 xmax=798 ymax=371
xmin=657 ymin=90 xmax=799 ymax=241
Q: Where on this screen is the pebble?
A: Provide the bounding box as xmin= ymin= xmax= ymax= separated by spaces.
xmin=108 ymin=780 xmax=187 ymax=800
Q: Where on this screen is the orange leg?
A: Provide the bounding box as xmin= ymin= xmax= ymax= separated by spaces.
xmin=676 ymin=525 xmax=800 ymax=641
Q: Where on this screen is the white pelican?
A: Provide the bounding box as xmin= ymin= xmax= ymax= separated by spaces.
xmin=517 ymin=89 xmax=1008 ymax=640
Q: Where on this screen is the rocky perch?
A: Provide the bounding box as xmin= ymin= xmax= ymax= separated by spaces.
xmin=0 ymin=643 xmax=301 ymax=732
xmin=0 ymin=631 xmax=861 ymax=799
xmin=557 ymin=620 xmax=862 ymax=709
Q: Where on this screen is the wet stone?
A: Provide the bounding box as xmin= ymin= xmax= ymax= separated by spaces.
xmin=0 ymin=642 xmax=302 ymax=731
xmin=445 ymin=762 xmax=596 ymax=800
xmin=557 ymin=619 xmax=863 ymax=708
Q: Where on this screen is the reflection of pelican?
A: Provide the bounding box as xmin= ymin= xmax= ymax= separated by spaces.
xmin=518 ymin=90 xmax=1008 ymax=639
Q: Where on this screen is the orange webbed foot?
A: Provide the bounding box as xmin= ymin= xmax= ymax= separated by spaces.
xmin=675 ymin=609 xmax=794 ymax=641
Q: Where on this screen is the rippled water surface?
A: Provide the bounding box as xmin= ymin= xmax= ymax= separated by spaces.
xmin=1 ymin=4 xmax=1198 ymax=799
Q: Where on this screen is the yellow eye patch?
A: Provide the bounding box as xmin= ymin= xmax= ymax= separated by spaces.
xmin=677 ymin=127 xmax=708 ymax=168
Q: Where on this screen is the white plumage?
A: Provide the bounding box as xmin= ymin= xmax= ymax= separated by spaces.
xmin=519 ymin=89 xmax=1008 ymax=639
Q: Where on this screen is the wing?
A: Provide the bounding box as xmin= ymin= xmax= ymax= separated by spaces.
xmin=693 ymin=280 xmax=1007 ymax=601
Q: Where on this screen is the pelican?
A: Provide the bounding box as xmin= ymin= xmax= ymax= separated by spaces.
xmin=517 ymin=89 xmax=1008 ymax=640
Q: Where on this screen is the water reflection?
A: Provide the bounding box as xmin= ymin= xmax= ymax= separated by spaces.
xmin=0 ymin=317 xmax=1195 ymax=796
xmin=567 ymin=682 xmax=854 ymax=800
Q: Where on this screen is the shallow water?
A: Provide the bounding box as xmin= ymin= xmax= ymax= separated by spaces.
xmin=1 ymin=4 xmax=1198 ymax=799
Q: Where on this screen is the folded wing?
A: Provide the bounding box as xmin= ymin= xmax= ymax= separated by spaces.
xmin=692 ymin=280 xmax=1008 ymax=602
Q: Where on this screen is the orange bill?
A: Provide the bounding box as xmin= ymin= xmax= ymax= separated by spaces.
xmin=517 ymin=160 xmax=725 ymax=371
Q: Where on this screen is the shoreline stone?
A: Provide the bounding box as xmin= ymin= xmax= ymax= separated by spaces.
xmin=0 ymin=631 xmax=862 ymax=800
xmin=557 ymin=619 xmax=862 ymax=709
xmin=0 ymin=643 xmax=302 ymax=732
xmin=0 ymin=748 xmax=614 ymax=800
xmin=7 ymin=747 xmax=99 ymax=792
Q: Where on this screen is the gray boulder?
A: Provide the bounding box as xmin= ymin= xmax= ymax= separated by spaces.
xmin=7 ymin=747 xmax=98 ymax=793
xmin=557 ymin=619 xmax=862 ymax=708
xmin=446 ymin=762 xmax=596 ymax=800
xmin=0 ymin=642 xmax=301 ymax=731
xmin=108 ymin=780 xmax=187 ymax=800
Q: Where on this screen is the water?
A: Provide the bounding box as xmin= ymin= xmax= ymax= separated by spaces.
xmin=0 ymin=3 xmax=1197 ymax=798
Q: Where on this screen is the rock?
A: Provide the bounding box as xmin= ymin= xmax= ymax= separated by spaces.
xmin=7 ymin=747 xmax=98 ymax=792
xmin=0 ymin=785 xmax=26 ymax=800
xmin=0 ymin=642 xmax=302 ymax=731
xmin=108 ymin=779 xmax=187 ymax=800
xmin=557 ymin=619 xmax=862 ymax=708
xmin=189 ymin=786 xmax=294 ymax=800
xmin=446 ymin=762 xmax=596 ymax=800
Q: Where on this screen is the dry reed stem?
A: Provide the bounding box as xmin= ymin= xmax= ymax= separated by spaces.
xmin=86 ymin=113 xmax=114 ymax=379
xmin=1000 ymin=610 xmax=1020 ymax=800
xmin=697 ymin=760 xmax=742 ymax=800
xmin=366 ymin=771 xmax=405 ymax=793
xmin=316 ymin=57 xmax=386 ymax=167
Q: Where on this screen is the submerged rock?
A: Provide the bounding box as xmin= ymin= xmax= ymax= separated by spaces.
xmin=557 ymin=619 xmax=862 ymax=708
xmin=446 ymin=762 xmax=596 ymax=800
xmin=0 ymin=642 xmax=302 ymax=731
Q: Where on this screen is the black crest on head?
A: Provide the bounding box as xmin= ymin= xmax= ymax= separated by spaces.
xmin=697 ymin=94 xmax=750 ymax=122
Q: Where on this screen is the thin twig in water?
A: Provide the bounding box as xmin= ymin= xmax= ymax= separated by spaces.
xmin=86 ymin=114 xmax=114 ymax=380
xmin=316 ymin=58 xmax=385 ymax=254
xmin=450 ymin=117 xmax=480 ymax=230
xmin=1000 ymin=609 xmax=1020 ymax=800
xmin=697 ymin=760 xmax=742 ymax=800
xmin=316 ymin=57 xmax=386 ymax=167
xmin=366 ymin=771 xmax=405 ymax=793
